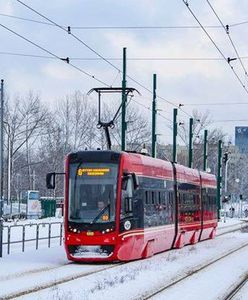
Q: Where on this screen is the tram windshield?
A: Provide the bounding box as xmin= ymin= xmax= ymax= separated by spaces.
xmin=68 ymin=162 xmax=118 ymax=224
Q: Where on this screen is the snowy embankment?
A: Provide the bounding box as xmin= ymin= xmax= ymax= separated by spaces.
xmin=0 ymin=218 xmax=248 ymax=299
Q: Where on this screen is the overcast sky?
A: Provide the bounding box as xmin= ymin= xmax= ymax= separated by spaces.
xmin=0 ymin=0 xmax=248 ymax=144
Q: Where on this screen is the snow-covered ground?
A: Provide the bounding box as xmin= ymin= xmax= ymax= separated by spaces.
xmin=0 ymin=218 xmax=248 ymax=300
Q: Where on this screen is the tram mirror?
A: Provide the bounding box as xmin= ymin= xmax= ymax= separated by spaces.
xmin=132 ymin=173 xmax=139 ymax=190
xmin=46 ymin=172 xmax=56 ymax=189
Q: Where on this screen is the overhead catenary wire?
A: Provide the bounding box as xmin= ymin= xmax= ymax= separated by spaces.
xmin=132 ymin=98 xmax=173 ymax=125
xmin=1 ymin=51 xmax=248 ymax=61
xmin=206 ymin=0 xmax=248 ymax=76
xmin=1 ymin=12 xmax=248 ymax=29
xmin=212 ymin=119 xmax=248 ymax=122
xmin=0 ymin=23 xmax=110 ymax=87
xmin=15 ymin=0 xmax=197 ymax=121
xmin=182 ymin=102 xmax=248 ymax=106
xmin=182 ymin=0 xmax=248 ymax=96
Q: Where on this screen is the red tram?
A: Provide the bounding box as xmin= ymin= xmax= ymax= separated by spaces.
xmin=48 ymin=150 xmax=217 ymax=262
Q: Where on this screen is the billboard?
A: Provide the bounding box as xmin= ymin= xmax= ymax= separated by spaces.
xmin=27 ymin=190 xmax=41 ymax=218
xmin=235 ymin=126 xmax=248 ymax=153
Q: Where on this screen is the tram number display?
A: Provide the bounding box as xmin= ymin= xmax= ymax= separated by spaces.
xmin=77 ymin=168 xmax=110 ymax=176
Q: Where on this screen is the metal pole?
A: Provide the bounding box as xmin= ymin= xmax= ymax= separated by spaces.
xmin=188 ymin=118 xmax=193 ymax=168
xmin=121 ymin=47 xmax=127 ymax=151
xmin=32 ymin=170 xmax=36 ymax=190
xmin=173 ymin=108 xmax=178 ymax=163
xmin=6 ymin=123 xmax=11 ymax=205
xmin=152 ymin=74 xmax=157 ymax=158
xmin=223 ymin=158 xmax=230 ymax=223
xmin=217 ymin=140 xmax=222 ymax=220
xmin=0 ymin=79 xmax=4 ymax=257
xmin=224 ymin=159 xmax=230 ymax=195
xmin=203 ymin=129 xmax=208 ymax=171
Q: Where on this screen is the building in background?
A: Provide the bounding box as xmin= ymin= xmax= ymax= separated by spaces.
xmin=235 ymin=126 xmax=248 ymax=154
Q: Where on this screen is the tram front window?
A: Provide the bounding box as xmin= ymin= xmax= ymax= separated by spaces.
xmin=68 ymin=163 xmax=118 ymax=224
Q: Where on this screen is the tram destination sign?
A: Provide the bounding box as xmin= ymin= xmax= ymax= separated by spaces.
xmin=77 ymin=168 xmax=110 ymax=176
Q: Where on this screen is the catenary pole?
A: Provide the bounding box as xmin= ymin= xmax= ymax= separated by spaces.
xmin=188 ymin=118 xmax=193 ymax=168
xmin=217 ymin=140 xmax=222 ymax=220
xmin=203 ymin=129 xmax=208 ymax=171
xmin=173 ymin=108 xmax=178 ymax=163
xmin=121 ymin=47 xmax=127 ymax=151
xmin=152 ymin=74 xmax=157 ymax=158
xmin=0 ymin=79 xmax=4 ymax=257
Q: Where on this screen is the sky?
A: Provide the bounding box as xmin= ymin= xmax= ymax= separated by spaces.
xmin=0 ymin=0 xmax=248 ymax=144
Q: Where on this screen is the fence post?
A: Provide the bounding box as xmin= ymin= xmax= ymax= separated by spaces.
xmin=36 ymin=224 xmax=39 ymax=250
xmin=22 ymin=225 xmax=25 ymax=252
xmin=48 ymin=223 xmax=51 ymax=248
xmin=60 ymin=223 xmax=63 ymax=245
xmin=7 ymin=226 xmax=10 ymax=254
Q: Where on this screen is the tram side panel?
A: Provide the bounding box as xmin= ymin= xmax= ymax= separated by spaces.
xmin=173 ymin=165 xmax=202 ymax=248
xmin=118 ymin=154 xmax=176 ymax=260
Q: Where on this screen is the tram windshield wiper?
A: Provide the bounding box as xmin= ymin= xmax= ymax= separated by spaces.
xmin=91 ymin=204 xmax=110 ymax=224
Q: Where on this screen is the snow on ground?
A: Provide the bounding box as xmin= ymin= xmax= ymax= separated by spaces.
xmin=0 ymin=218 xmax=248 ymax=299
xmin=151 ymin=241 xmax=248 ymax=299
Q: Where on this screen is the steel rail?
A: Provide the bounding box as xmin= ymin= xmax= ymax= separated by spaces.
xmin=2 ymin=224 xmax=245 ymax=299
xmin=140 ymin=240 xmax=248 ymax=299
xmin=224 ymin=275 xmax=248 ymax=300
xmin=3 ymin=262 xmax=125 ymax=300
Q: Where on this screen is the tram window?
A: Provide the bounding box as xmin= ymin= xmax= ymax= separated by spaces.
xmin=158 ymin=192 xmax=161 ymax=205
xmin=145 ymin=191 xmax=149 ymax=205
xmin=151 ymin=191 xmax=155 ymax=204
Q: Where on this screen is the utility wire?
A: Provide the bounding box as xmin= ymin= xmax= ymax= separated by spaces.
xmin=15 ymin=0 xmax=121 ymax=73
xmin=1 ymin=12 xmax=248 ymax=29
xmin=206 ymin=0 xmax=248 ymax=76
xmin=2 ymin=51 xmax=248 ymax=61
xmin=16 ymin=0 xmax=194 ymax=120
xmin=212 ymin=119 xmax=248 ymax=122
xmin=132 ymin=98 xmax=173 ymax=124
xmin=184 ymin=102 xmax=248 ymax=106
xmin=182 ymin=0 xmax=248 ymax=95
xmin=0 ymin=23 xmax=110 ymax=86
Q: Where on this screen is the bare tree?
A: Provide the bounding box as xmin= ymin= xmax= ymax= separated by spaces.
xmin=4 ymin=92 xmax=48 ymax=197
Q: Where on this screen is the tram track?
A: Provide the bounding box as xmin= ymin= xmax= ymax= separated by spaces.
xmin=138 ymin=242 xmax=248 ymax=299
xmin=2 ymin=262 xmax=124 ymax=300
xmin=1 ymin=223 xmax=245 ymax=299
xmin=223 ymin=274 xmax=248 ymax=300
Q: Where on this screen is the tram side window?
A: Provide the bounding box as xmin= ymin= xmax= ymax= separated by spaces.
xmin=144 ymin=189 xmax=174 ymax=227
xmin=145 ymin=191 xmax=149 ymax=205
